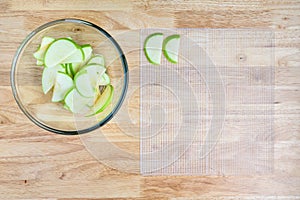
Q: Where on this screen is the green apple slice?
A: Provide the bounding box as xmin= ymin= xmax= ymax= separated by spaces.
xmin=81 ymin=44 xmax=93 ymax=62
xmin=84 ymin=64 xmax=106 ymax=86
xmin=33 ymin=36 xmax=55 ymax=61
xmin=44 ymin=38 xmax=82 ymax=68
xmin=98 ymin=73 xmax=111 ymax=85
xmin=162 ymin=34 xmax=180 ymax=64
xmin=42 ymin=64 xmax=65 ymax=94
xmin=74 ymin=64 xmax=106 ymax=98
xmin=87 ymin=54 xmax=105 ymax=66
xmin=87 ymin=85 xmax=114 ymax=116
xmin=51 ymin=72 xmax=74 ymax=102
xmin=74 ymin=70 xmax=95 ymax=98
xmin=144 ymin=33 xmax=163 ymax=65
xmin=64 ymin=88 xmax=94 ymax=114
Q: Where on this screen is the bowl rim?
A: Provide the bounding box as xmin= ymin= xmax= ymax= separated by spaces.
xmin=11 ymin=18 xmax=128 ymax=135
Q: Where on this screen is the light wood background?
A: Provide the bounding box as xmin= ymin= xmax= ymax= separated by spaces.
xmin=0 ymin=0 xmax=299 ymax=199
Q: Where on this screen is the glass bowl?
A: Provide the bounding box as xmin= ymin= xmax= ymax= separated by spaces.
xmin=11 ymin=19 xmax=128 ymax=135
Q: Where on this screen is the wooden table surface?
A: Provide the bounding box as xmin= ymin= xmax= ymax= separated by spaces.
xmin=0 ymin=0 xmax=299 ymax=199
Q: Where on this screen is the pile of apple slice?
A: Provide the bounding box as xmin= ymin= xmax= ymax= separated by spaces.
xmin=33 ymin=36 xmax=113 ymax=116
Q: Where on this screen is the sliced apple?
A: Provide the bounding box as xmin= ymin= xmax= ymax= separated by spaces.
xmin=74 ymin=70 xmax=94 ymax=98
xmin=144 ymin=33 xmax=163 ymax=65
xmin=64 ymin=88 xmax=95 ymax=114
xmin=51 ymin=72 xmax=74 ymax=102
xmin=34 ymin=36 xmax=114 ymax=116
xmin=162 ymin=34 xmax=180 ymax=64
xmin=87 ymin=85 xmax=114 ymax=116
xmin=84 ymin=64 xmax=106 ymax=85
xmin=44 ymin=38 xmax=83 ymax=68
xmin=81 ymin=44 xmax=93 ymax=62
xmin=33 ymin=36 xmax=55 ymax=61
xmin=74 ymin=64 xmax=106 ymax=98
xmin=42 ymin=64 xmax=65 ymax=94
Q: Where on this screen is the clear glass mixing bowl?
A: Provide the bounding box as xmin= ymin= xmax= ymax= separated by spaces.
xmin=11 ymin=19 xmax=128 ymax=135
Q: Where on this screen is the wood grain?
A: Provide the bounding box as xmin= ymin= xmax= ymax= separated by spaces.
xmin=0 ymin=0 xmax=299 ymax=199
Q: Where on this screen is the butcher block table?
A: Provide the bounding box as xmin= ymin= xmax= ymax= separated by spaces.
xmin=0 ymin=0 xmax=299 ymax=199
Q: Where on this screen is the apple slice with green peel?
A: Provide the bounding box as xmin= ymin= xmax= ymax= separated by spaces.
xmin=44 ymin=38 xmax=83 ymax=68
xmin=64 ymin=88 xmax=94 ymax=114
xmin=98 ymin=73 xmax=111 ymax=85
xmin=162 ymin=34 xmax=180 ymax=64
xmin=87 ymin=54 xmax=105 ymax=66
xmin=42 ymin=64 xmax=65 ymax=94
xmin=81 ymin=44 xmax=93 ymax=62
xmin=87 ymin=85 xmax=114 ymax=116
xmin=33 ymin=36 xmax=55 ymax=61
xmin=51 ymin=72 xmax=74 ymax=102
xmin=74 ymin=64 xmax=106 ymax=98
xmin=74 ymin=70 xmax=95 ymax=98
xmin=144 ymin=33 xmax=163 ymax=65
xmin=84 ymin=64 xmax=106 ymax=85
